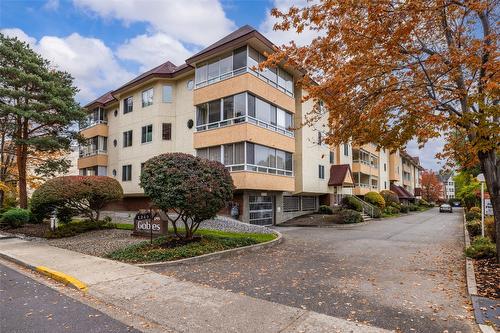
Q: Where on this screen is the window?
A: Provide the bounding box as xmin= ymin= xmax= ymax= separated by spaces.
xmin=223 ymin=96 xmax=234 ymax=120
xmin=384 ymin=181 xmax=387 ymax=189
xmin=123 ymin=97 xmax=133 ymax=114
xmin=142 ymin=88 xmax=153 ymax=107
xmin=234 ymin=93 xmax=246 ymax=118
xmin=220 ymin=53 xmax=232 ymax=77
xmin=232 ymin=46 xmax=247 ymax=70
xmin=318 ymin=131 xmax=322 ymax=145
xmin=319 ymin=165 xmax=325 ymax=179
xmin=301 ymin=196 xmax=317 ymax=211
xmin=344 ymin=144 xmax=349 ymax=156
xmin=195 ymin=63 xmax=207 ymax=85
xmin=246 ymin=142 xmax=292 ymax=174
xmin=384 ymin=163 xmax=387 ymax=171
xmin=196 ymin=104 xmax=208 ymax=126
xmin=162 ymin=123 xmax=172 ymax=140
xmin=208 ymin=58 xmax=220 ymax=82
xmin=123 ymin=130 xmax=133 ymax=147
xmin=122 ymin=165 xmax=132 ymax=181
xmin=330 ymin=151 xmax=335 ymax=164
xmin=283 ymin=196 xmax=300 ymax=212
xmin=208 ymin=99 xmax=221 ymax=123
xmin=162 ymin=85 xmax=172 ymax=103
xmin=141 ymin=124 xmax=153 ymax=143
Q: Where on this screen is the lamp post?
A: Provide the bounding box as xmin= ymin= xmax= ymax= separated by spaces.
xmin=477 ymin=173 xmax=485 ymax=237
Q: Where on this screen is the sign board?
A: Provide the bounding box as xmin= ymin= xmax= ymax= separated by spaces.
xmin=132 ymin=210 xmax=168 ymax=236
xmin=484 ymin=199 xmax=493 ymax=216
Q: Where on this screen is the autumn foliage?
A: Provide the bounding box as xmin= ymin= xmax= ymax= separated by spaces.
xmin=31 ymin=176 xmax=123 ymax=222
xmin=420 ymin=171 xmax=444 ymax=203
xmin=265 ymin=0 xmax=499 ymax=261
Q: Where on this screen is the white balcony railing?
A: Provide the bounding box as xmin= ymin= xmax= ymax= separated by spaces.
xmin=352 ymin=159 xmax=379 ymax=169
xmin=196 ymin=115 xmax=294 ymax=137
xmin=79 ymin=149 xmax=107 ymax=158
xmin=80 ymin=119 xmax=107 ymax=130
xmin=226 ymin=163 xmax=293 ymax=177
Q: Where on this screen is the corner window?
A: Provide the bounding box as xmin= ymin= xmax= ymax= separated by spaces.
xmin=123 ymin=97 xmax=133 ymax=114
xmin=122 ymin=165 xmax=132 ymax=181
xmin=142 ymin=88 xmax=153 ymax=107
xmin=123 ymin=130 xmax=133 ymax=147
xmin=318 ymin=132 xmax=322 ymax=145
xmin=330 ymin=151 xmax=334 ymax=164
xmin=162 ymin=85 xmax=172 ymax=103
xmin=343 ymin=144 xmax=349 ymax=156
xmin=141 ymin=124 xmax=153 ymax=143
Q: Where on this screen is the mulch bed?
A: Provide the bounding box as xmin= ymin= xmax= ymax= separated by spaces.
xmin=474 ymin=258 xmax=500 ymax=299
xmin=280 ymin=213 xmax=343 ymax=226
xmin=1 ymin=223 xmax=50 ymax=238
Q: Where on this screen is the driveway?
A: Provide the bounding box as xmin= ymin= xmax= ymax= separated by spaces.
xmin=152 ymin=208 xmax=476 ymax=332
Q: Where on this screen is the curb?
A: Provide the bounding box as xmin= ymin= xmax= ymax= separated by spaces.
xmin=138 ymin=230 xmax=283 ymax=268
xmin=462 ymin=212 xmax=496 ymax=333
xmin=0 ymin=252 xmax=88 ymax=293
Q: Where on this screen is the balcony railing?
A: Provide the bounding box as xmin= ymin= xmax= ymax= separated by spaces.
xmin=80 ymin=119 xmax=107 ymax=130
xmin=196 ymin=115 xmax=294 ymax=137
xmin=226 ymin=163 xmax=293 ymax=176
xmin=79 ymin=149 xmax=107 ymax=158
xmin=352 ymin=159 xmax=378 ymax=168
xmin=354 ymin=183 xmax=370 ymax=188
xmin=196 ymin=66 xmax=294 ymax=97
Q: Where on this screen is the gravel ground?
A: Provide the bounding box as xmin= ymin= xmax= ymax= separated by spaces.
xmin=47 ymin=229 xmax=146 ymax=257
xmin=197 ymin=216 xmax=275 ymax=234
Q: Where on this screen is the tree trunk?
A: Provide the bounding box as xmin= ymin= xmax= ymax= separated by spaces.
xmin=16 ymin=143 xmax=28 ymax=209
xmin=0 ymin=189 xmax=4 ymax=208
xmin=478 ymin=149 xmax=500 ymax=263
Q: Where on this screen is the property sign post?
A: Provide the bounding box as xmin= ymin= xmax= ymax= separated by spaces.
xmin=477 ymin=174 xmax=485 ymax=237
xmin=132 ymin=210 xmax=168 ymax=240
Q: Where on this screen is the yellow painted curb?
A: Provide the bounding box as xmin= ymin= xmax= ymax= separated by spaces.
xmin=35 ymin=266 xmax=88 ymax=292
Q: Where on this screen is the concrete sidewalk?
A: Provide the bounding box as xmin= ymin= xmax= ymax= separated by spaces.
xmin=0 ymin=237 xmax=391 ymax=333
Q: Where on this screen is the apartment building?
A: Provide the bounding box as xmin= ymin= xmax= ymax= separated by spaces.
xmin=439 ymin=171 xmax=456 ymax=200
xmin=78 ymin=25 xmax=423 ymax=225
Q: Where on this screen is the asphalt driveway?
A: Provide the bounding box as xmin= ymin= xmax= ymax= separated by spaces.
xmin=152 ymin=208 xmax=476 ymax=333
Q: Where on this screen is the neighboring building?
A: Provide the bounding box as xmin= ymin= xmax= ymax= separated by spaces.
xmin=78 ymin=25 xmax=423 ymax=225
xmin=438 ymin=171 xmax=456 ymax=200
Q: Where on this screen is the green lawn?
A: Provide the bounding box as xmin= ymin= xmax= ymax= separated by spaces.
xmin=106 ymin=229 xmax=276 ymax=263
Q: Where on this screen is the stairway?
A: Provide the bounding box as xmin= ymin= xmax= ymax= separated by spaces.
xmin=361 ymin=213 xmax=373 ymax=222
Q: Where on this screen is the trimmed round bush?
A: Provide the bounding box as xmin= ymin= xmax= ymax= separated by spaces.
xmin=465 ymin=236 xmax=496 ymax=259
xmin=465 ymin=210 xmax=481 ymax=222
xmin=364 ymin=191 xmax=385 ymax=209
xmin=341 ymin=196 xmax=362 ymax=212
xmin=140 ymin=153 xmax=234 ymax=240
xmin=339 ymin=209 xmax=363 ymax=224
xmin=384 ymin=206 xmax=399 ymax=215
xmin=380 ymin=190 xmax=399 ymax=206
xmin=318 ymin=205 xmax=333 ymax=215
xmin=31 ymin=176 xmax=123 ymax=223
xmin=0 ymin=208 xmax=30 ymax=228
xmin=417 ymin=199 xmax=430 ymax=207
xmin=400 ymin=205 xmax=409 ymax=213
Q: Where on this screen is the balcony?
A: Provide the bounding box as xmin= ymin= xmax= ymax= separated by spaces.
xmin=226 ymin=163 xmax=293 ymax=177
xmin=196 ymin=115 xmax=294 ymax=137
xmin=77 ymin=152 xmax=108 ymax=169
xmin=80 ymin=121 xmax=108 ymax=138
xmin=193 ymin=122 xmax=295 ymax=153
xmin=231 ymin=171 xmax=294 ymax=192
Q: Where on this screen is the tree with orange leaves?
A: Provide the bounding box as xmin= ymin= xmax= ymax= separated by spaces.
xmin=421 ymin=170 xmax=444 ymax=203
xmin=264 ymin=0 xmax=499 ymax=261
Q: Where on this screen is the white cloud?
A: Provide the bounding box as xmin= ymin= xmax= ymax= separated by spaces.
xmin=73 ymin=0 xmax=235 ymax=47
xmin=259 ymin=0 xmax=320 ymax=46
xmin=117 ymin=33 xmax=193 ymax=72
xmin=0 ymin=28 xmax=36 ymax=45
xmin=1 ymin=28 xmax=134 ymax=103
xmin=44 ymin=0 xmax=60 ymax=11
xmin=406 ymin=137 xmax=446 ymax=171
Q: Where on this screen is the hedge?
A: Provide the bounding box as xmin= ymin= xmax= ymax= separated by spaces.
xmin=364 ymin=191 xmax=385 ymax=209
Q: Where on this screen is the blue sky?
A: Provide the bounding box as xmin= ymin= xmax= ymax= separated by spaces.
xmin=0 ymin=0 xmax=443 ymax=170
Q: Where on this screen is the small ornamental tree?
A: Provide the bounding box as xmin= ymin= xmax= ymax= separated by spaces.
xmin=420 ymin=170 xmax=444 ymax=203
xmin=380 ymin=190 xmax=400 ymax=206
xmin=140 ymin=153 xmax=234 ymax=240
xmin=365 ymin=192 xmax=386 ymax=210
xmin=31 ymin=176 xmax=123 ymax=223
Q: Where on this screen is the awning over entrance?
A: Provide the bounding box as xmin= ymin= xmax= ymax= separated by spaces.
xmin=390 ymin=184 xmax=414 ymax=200
xmin=328 ymin=164 xmax=354 ymax=187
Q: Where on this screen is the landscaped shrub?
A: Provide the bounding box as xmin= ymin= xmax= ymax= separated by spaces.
xmin=384 ymin=206 xmax=399 ymax=215
xmin=372 ymin=207 xmax=382 ymax=218
xmin=465 ymin=236 xmax=496 ymax=259
xmin=45 ymin=219 xmax=114 ymax=238
xmin=466 ymin=220 xmax=481 ymax=238
xmin=339 ymin=209 xmax=363 ymax=224
xmin=417 ymin=199 xmax=430 ymax=207
xmin=469 ymin=207 xmax=481 ymax=214
xmin=465 ymin=208 xmax=481 ymax=222
xmin=318 ymin=205 xmax=333 ymax=215
xmin=31 ymin=176 xmax=123 ymax=223
xmin=341 ymin=196 xmax=362 ymax=212
xmin=0 ymin=208 xmax=31 ymax=228
xmin=56 ymin=206 xmax=75 ymax=224
xmin=140 ymin=153 xmax=234 ymax=240
xmin=380 ymin=190 xmax=399 ymax=206
xmin=484 ymin=216 xmax=496 ymax=242
xmin=408 ymin=204 xmax=418 ymax=211
xmin=364 ymin=191 xmax=385 ymax=209
xmin=400 ymin=205 xmax=409 ymax=213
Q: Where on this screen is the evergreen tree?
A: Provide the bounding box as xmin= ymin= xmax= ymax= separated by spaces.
xmin=0 ymin=34 xmax=85 ymax=208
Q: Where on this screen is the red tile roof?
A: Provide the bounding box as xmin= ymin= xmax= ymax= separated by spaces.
xmin=390 ymin=184 xmax=414 ymax=199
xmin=328 ymin=164 xmax=353 ymax=186
xmin=84 ymin=91 xmax=116 ymax=108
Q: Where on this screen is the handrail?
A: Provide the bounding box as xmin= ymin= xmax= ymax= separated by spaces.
xmin=196 ymin=115 xmax=294 ymax=137
xmin=350 ymin=195 xmax=378 ymax=217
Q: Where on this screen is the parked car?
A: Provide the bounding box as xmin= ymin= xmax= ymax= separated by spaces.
xmin=439 ymin=204 xmax=453 ymax=213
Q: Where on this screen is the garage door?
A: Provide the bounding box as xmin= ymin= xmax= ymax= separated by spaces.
xmin=249 ymin=195 xmax=274 ymax=226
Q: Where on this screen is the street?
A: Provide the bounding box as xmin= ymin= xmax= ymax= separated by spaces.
xmin=153 ymin=208 xmax=476 ymax=333
xmin=0 ymin=263 xmax=141 ymax=333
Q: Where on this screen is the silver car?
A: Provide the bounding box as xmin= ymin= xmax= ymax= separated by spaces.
xmin=439 ymin=204 xmax=453 ymax=213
